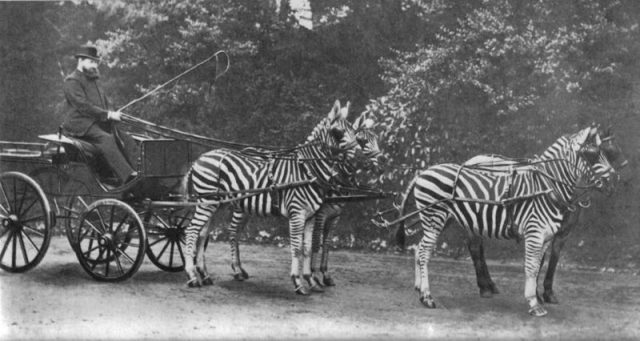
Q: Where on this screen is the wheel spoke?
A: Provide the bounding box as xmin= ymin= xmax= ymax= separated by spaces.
xmin=115 ymin=247 xmax=135 ymax=264
xmin=84 ymin=218 xmax=104 ymax=236
xmin=89 ymin=246 xmax=107 ymax=271
xmin=149 ymin=234 xmax=169 ymax=247
xmin=176 ymin=213 xmax=190 ymax=227
xmin=21 ymin=223 xmax=45 ymax=238
xmin=113 ymin=249 xmax=125 ymax=275
xmin=19 ymin=228 xmax=41 ymax=251
xmin=11 ymin=228 xmax=17 ymax=268
xmin=112 ymin=213 xmax=128 ymax=236
xmin=17 ymin=229 xmax=30 ymax=265
xmin=0 ymin=181 xmax=11 ymax=213
xmin=0 ymin=230 xmax=14 ymax=262
xmin=104 ymin=248 xmax=111 ymax=277
xmin=82 ymin=243 xmax=101 ymax=257
xmin=94 ymin=207 xmax=109 ymax=234
xmin=168 ymin=241 xmax=176 ymax=267
xmin=0 ymin=203 xmax=9 ymax=217
xmin=155 ymin=238 xmax=171 ymax=260
xmin=176 ymin=239 xmax=186 ymax=264
xmin=20 ymin=215 xmax=46 ymax=224
xmin=18 ymin=196 xmax=38 ymax=218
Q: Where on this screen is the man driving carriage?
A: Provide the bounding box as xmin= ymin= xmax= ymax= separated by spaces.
xmin=61 ymin=45 xmax=137 ymax=185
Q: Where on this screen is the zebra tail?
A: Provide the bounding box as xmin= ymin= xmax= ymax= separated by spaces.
xmin=180 ymin=167 xmax=193 ymax=201
xmin=395 ymin=175 xmax=418 ymax=250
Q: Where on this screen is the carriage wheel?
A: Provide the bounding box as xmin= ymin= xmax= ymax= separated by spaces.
xmin=0 ymin=171 xmax=52 ymax=272
xmin=74 ymin=199 xmax=146 ymax=281
xmin=143 ymin=207 xmax=192 ymax=272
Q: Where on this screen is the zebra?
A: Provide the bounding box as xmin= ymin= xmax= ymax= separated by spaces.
xmin=182 ymin=100 xmax=363 ymax=295
xmin=224 ymin=108 xmax=384 ymax=289
xmin=460 ymin=129 xmax=623 ymax=305
xmin=310 ymin=112 xmax=384 ymax=287
xmin=394 ymin=126 xmax=617 ymax=316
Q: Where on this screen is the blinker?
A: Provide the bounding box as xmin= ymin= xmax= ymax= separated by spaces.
xmin=580 ymin=145 xmax=599 ymax=164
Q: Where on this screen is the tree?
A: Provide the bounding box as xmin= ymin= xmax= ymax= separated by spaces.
xmin=371 ymin=0 xmax=639 ymax=187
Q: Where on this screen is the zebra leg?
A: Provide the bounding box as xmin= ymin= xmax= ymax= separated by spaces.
xmin=184 ymin=204 xmax=217 ymax=287
xmin=540 ymin=234 xmax=568 ymax=304
xmin=542 ymin=209 xmax=579 ymax=304
xmin=467 ymin=236 xmax=499 ymax=298
xmin=319 ymin=213 xmax=340 ymax=287
xmin=523 ymin=235 xmax=552 ymax=317
xmin=289 ymin=213 xmax=310 ymax=295
xmin=416 ymin=213 xmax=445 ymax=308
xmin=310 ymin=208 xmax=327 ymax=287
xmin=195 ymin=218 xmax=214 ymax=286
xmin=303 ymin=217 xmax=324 ymax=293
xmin=229 ymin=210 xmax=250 ymax=281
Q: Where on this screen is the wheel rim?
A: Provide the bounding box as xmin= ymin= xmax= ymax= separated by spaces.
xmin=0 ymin=172 xmax=52 ymax=272
xmin=143 ymin=207 xmax=190 ymax=272
xmin=75 ymin=199 xmax=146 ymax=281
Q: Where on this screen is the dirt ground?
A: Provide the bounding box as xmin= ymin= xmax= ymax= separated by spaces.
xmin=1 ymin=236 xmax=639 ymax=340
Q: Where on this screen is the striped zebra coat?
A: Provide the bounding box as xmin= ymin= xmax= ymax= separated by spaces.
xmin=461 ymin=129 xmax=623 ymax=306
xmin=309 ymin=114 xmax=383 ymax=287
xmin=396 ymin=126 xmax=617 ymax=316
xmin=224 ymin=109 xmax=383 ymax=290
xmin=182 ymin=100 xmax=363 ymax=294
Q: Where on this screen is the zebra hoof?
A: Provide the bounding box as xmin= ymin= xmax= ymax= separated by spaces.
xmin=202 ymin=277 xmax=214 ymax=286
xmin=479 ymin=288 xmax=494 ymax=298
xmin=543 ymin=291 xmax=559 ymax=304
xmin=420 ymin=295 xmax=436 ymax=308
xmin=528 ymin=304 xmax=548 ymax=317
xmin=310 ymin=284 xmax=325 ymax=293
xmin=295 ymin=285 xmax=310 ymax=296
xmin=233 ymin=273 xmax=246 ymax=281
xmin=489 ymin=283 xmax=500 ymax=294
xmin=322 ymin=276 xmax=336 ymax=287
xmin=187 ymin=279 xmax=201 ymax=288
xmin=241 ymin=268 xmax=249 ymax=280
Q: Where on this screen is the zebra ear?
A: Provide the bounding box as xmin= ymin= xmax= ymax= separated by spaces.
xmin=572 ymin=127 xmax=591 ymax=151
xmin=353 ymin=112 xmax=365 ymax=130
xmin=339 ymin=101 xmax=351 ymax=120
xmin=329 ymin=100 xmax=341 ymax=121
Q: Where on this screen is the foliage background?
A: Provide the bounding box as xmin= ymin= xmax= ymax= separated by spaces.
xmin=0 ymin=0 xmax=638 ymax=269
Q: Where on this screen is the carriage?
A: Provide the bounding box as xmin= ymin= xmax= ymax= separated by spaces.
xmin=0 ymin=128 xmax=210 ymax=281
xmin=0 ymin=104 xmax=389 ymax=283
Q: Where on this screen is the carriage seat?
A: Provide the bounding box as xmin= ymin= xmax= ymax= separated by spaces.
xmin=38 ymin=133 xmax=100 ymax=161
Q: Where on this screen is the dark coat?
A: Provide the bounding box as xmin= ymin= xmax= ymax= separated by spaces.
xmin=61 ymin=69 xmax=111 ymax=136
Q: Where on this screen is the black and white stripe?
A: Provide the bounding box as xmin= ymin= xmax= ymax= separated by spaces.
xmin=396 ymin=126 xmax=617 ymax=316
xmin=461 ymin=128 xmax=622 ymax=306
xmin=310 ymin=112 xmax=383 ymax=286
xmin=182 ymin=100 xmax=362 ymax=294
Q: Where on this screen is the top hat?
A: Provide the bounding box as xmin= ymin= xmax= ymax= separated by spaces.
xmin=74 ymin=45 xmax=100 ymax=61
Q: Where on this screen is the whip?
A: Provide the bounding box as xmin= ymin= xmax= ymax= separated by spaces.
xmin=118 ymin=50 xmax=229 ymax=112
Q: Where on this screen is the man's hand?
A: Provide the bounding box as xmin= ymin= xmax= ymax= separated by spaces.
xmin=107 ymin=111 xmax=122 ymax=121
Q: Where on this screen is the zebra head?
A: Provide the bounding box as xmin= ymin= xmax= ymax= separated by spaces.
xmin=353 ymin=111 xmax=384 ymax=172
xmin=567 ymin=125 xmax=619 ymax=194
xmin=575 ymin=126 xmax=625 ymax=195
xmin=304 ymin=100 xmax=361 ymax=171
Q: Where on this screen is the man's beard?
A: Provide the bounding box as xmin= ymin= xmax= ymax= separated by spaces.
xmin=82 ymin=66 xmax=100 ymax=79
